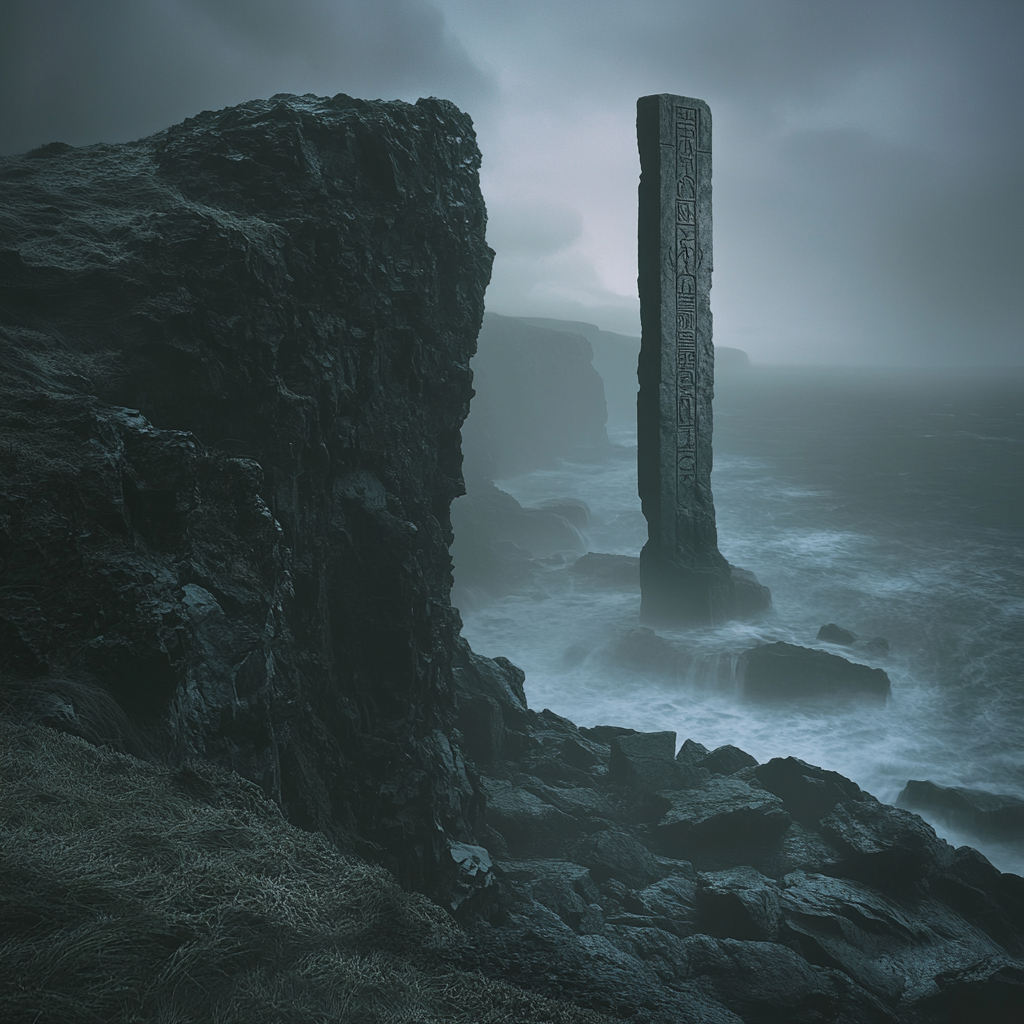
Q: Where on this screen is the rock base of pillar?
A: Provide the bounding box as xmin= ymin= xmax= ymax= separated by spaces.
xmin=639 ymin=545 xmax=771 ymax=626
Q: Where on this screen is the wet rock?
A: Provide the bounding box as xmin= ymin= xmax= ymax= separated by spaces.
xmin=453 ymin=646 xmax=530 ymax=766
xmin=698 ymin=744 xmax=759 ymax=776
xmin=676 ymin=738 xmax=711 ymax=768
xmin=860 ymin=637 xmax=890 ymax=657
xmin=0 ymin=92 xmax=493 ymax=890
xmin=656 ymin=776 xmax=792 ymax=862
xmin=497 ymin=859 xmax=604 ymax=935
xmin=897 ymin=780 xmax=1024 ymax=843
xmin=479 ymin=776 xmax=579 ymax=858
xmin=741 ymin=642 xmax=891 ymax=700
xmin=817 ymin=623 xmax=858 ymax=645
xmin=755 ymin=756 xmax=869 ymax=824
xmin=697 ymin=866 xmax=781 ymax=940
xmin=609 ymin=730 xmax=682 ymax=791
xmin=819 ymin=798 xmax=955 ymax=884
xmin=576 ymin=828 xmax=661 ymax=889
xmin=606 ymin=626 xmax=683 ymax=676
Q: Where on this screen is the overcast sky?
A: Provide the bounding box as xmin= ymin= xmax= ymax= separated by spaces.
xmin=2 ymin=0 xmax=1022 ymax=365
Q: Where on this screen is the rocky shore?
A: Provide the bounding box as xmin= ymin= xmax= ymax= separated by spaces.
xmin=2 ymin=94 xmax=1022 ymax=1022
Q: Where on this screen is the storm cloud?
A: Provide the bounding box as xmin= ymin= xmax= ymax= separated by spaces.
xmin=2 ymin=0 xmax=1021 ymax=364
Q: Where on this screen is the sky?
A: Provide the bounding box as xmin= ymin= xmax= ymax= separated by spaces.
xmin=2 ymin=0 xmax=1022 ymax=366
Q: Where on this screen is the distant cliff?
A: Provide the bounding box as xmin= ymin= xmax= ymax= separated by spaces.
xmin=461 ymin=313 xmax=608 ymax=479
xmin=0 ymin=93 xmax=495 ymax=889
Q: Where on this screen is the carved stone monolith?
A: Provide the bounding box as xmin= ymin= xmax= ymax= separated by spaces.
xmin=636 ymin=93 xmax=770 ymax=624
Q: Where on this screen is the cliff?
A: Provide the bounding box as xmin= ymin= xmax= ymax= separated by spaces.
xmin=0 ymin=92 xmax=495 ymax=890
xmin=461 ymin=313 xmax=608 ymax=480
xmin=2 ymin=97 xmax=1022 ymax=1023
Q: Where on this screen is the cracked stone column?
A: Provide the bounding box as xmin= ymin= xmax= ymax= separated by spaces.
xmin=636 ymin=94 xmax=770 ymax=624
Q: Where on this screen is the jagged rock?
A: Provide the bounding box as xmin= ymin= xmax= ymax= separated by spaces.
xmin=740 ymin=642 xmax=891 ymax=700
xmin=478 ymin=776 xmax=579 ymax=858
xmin=609 ymin=730 xmax=681 ymax=791
xmin=676 ymin=738 xmax=711 ymax=768
xmin=452 ymin=644 xmax=530 ymax=765
xmin=897 ymin=780 xmax=1024 ymax=843
xmin=656 ymin=776 xmax=792 ymax=863
xmin=576 ymin=829 xmax=661 ymax=889
xmin=697 ymin=866 xmax=781 ymax=941
xmin=0 ymin=92 xmax=494 ymax=889
xmin=497 ymin=859 xmax=604 ymax=935
xmin=817 ymin=623 xmax=858 ymax=645
xmin=819 ymin=798 xmax=955 ymax=884
xmin=698 ymin=744 xmax=759 ymax=776
xmin=755 ymin=756 xmax=869 ymax=824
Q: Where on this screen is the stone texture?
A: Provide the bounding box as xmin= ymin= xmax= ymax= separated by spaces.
xmin=0 ymin=92 xmax=493 ymax=892
xmin=897 ymin=780 xmax=1024 ymax=843
xmin=635 ymin=94 xmax=770 ymax=624
xmin=741 ymin=642 xmax=892 ymax=700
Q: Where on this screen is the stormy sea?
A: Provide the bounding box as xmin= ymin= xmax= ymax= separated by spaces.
xmin=455 ymin=362 xmax=1024 ymax=874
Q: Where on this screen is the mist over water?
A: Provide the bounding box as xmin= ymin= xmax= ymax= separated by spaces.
xmin=455 ymin=365 xmax=1024 ymax=874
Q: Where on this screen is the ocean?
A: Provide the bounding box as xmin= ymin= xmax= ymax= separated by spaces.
xmin=454 ymin=365 xmax=1024 ymax=874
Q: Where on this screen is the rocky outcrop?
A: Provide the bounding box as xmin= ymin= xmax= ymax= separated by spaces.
xmin=0 ymin=92 xmax=493 ymax=890
xmin=897 ymin=780 xmax=1024 ymax=844
xmin=453 ymin=688 xmax=1024 ymax=1023
xmin=740 ymin=641 xmax=892 ymax=700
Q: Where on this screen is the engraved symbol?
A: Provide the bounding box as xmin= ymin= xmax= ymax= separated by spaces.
xmin=678 ymin=275 xmax=696 ymax=296
xmin=678 ymin=243 xmax=696 ymax=274
xmin=677 ymin=393 xmax=695 ymax=426
xmin=676 ymin=202 xmax=695 ymax=226
xmin=677 ymin=176 xmax=696 ymax=201
xmin=677 ymin=312 xmax=695 ymax=332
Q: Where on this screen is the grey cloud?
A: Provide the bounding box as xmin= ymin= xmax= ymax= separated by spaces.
xmin=0 ymin=0 xmax=493 ymax=154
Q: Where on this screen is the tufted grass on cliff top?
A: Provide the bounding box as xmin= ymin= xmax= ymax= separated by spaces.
xmin=0 ymin=718 xmax=610 ymax=1024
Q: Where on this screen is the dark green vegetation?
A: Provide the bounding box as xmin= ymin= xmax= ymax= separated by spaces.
xmin=0 ymin=719 xmax=610 ymax=1024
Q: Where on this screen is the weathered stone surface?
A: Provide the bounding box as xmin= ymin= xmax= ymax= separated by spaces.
xmin=699 ymin=744 xmax=759 ymax=776
xmin=656 ymin=776 xmax=792 ymax=861
xmin=478 ymin=776 xmax=579 ymax=858
xmin=755 ymin=756 xmax=870 ymax=824
xmin=697 ymin=865 xmax=781 ymax=940
xmin=609 ymin=730 xmax=681 ymax=791
xmin=635 ymin=94 xmax=770 ymax=625
xmin=569 ymin=552 xmax=640 ymax=590
xmin=897 ymin=780 xmax=1024 ymax=843
xmin=577 ymin=829 xmax=661 ymax=889
xmin=741 ymin=642 xmax=892 ymax=700
xmin=818 ymin=622 xmax=858 ymax=645
xmin=0 ymin=92 xmax=493 ymax=891
xmin=676 ymin=737 xmax=711 ymax=768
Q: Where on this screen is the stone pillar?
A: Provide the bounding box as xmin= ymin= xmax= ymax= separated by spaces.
xmin=636 ymin=94 xmax=770 ymax=624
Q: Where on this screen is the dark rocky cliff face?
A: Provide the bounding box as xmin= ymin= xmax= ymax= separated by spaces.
xmin=0 ymin=93 xmax=494 ymax=889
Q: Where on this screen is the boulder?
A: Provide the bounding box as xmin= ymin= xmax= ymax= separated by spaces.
xmin=896 ymin=780 xmax=1024 ymax=843
xmin=576 ymin=829 xmax=661 ymax=889
xmin=819 ymin=798 xmax=955 ymax=884
xmin=609 ymin=730 xmax=681 ymax=791
xmin=698 ymin=745 xmax=759 ymax=776
xmin=740 ymin=642 xmax=891 ymax=700
xmin=676 ymin=738 xmax=711 ymax=769
xmin=754 ymin=756 xmax=868 ymax=824
xmin=479 ymin=777 xmax=579 ymax=858
xmin=605 ymin=626 xmax=682 ymax=676
xmin=817 ymin=623 xmax=857 ymax=645
xmin=656 ymin=777 xmax=792 ymax=861
xmin=697 ymin=866 xmax=781 ymax=941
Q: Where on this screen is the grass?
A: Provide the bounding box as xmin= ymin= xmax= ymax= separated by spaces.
xmin=0 ymin=717 xmax=611 ymax=1023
